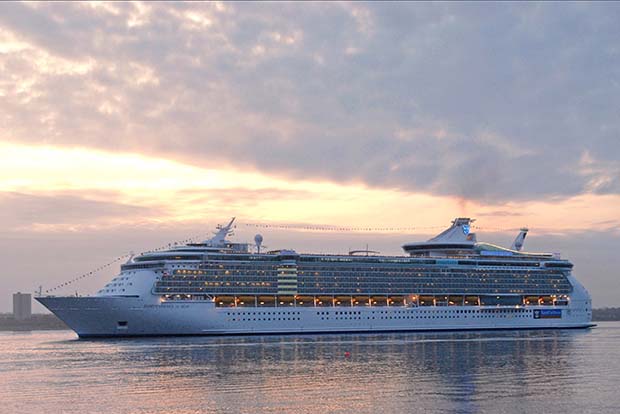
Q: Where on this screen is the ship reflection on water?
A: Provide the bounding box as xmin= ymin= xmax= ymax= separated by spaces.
xmin=124 ymin=330 xmax=579 ymax=414
xmin=2 ymin=326 xmax=619 ymax=414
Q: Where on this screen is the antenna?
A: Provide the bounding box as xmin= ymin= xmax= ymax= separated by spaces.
xmin=254 ymin=234 xmax=263 ymax=254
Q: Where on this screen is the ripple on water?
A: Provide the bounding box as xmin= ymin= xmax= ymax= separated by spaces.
xmin=1 ymin=324 xmax=619 ymax=414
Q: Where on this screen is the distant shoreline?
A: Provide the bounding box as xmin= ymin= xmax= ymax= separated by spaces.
xmin=592 ymin=308 xmax=620 ymax=321
xmin=2 ymin=308 xmax=620 ymax=331
xmin=0 ymin=314 xmax=68 ymax=331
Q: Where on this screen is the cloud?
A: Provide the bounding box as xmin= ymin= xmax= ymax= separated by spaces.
xmin=176 ymin=187 xmax=315 ymax=204
xmin=1 ymin=2 xmax=619 ymax=203
xmin=476 ymin=210 xmax=523 ymax=217
xmin=0 ymin=187 xmax=311 ymax=231
xmin=0 ymin=191 xmax=162 ymax=230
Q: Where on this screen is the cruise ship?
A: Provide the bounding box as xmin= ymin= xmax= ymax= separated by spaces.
xmin=36 ymin=218 xmax=594 ymax=337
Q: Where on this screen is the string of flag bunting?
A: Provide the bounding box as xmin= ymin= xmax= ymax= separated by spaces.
xmin=242 ymin=223 xmax=446 ymax=232
xmin=44 ymin=233 xmax=208 ymax=294
xmin=45 ymin=254 xmax=131 ymax=293
xmin=243 ymin=223 xmax=523 ymax=233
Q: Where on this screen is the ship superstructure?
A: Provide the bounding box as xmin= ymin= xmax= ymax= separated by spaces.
xmin=36 ymin=218 xmax=593 ymax=337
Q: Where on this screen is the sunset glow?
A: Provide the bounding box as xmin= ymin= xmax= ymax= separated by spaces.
xmin=2 ymin=142 xmax=619 ymax=234
xmin=1 ymin=2 xmax=619 ymax=309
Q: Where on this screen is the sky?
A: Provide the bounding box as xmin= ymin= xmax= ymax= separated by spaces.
xmin=1 ymin=2 xmax=619 ymax=312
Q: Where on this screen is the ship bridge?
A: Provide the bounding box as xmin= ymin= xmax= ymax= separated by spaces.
xmin=402 ymin=217 xmax=477 ymax=256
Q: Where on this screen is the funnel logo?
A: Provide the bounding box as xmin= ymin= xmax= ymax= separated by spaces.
xmin=462 ymin=224 xmax=470 ymax=235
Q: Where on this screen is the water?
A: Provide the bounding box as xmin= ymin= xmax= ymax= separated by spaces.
xmin=1 ymin=323 xmax=619 ymax=414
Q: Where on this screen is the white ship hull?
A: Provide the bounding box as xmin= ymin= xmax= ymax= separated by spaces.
xmin=37 ymin=295 xmax=593 ymax=338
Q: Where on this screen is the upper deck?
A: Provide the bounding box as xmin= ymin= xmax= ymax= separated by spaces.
xmin=103 ymin=217 xmax=575 ymax=299
xmin=124 ymin=217 xmax=568 ymax=270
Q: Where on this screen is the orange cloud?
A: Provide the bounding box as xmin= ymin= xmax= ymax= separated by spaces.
xmin=1 ymin=142 xmax=619 ymax=235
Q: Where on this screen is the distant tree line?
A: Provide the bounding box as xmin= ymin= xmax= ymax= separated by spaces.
xmin=592 ymin=308 xmax=620 ymax=321
xmin=0 ymin=313 xmax=67 ymax=331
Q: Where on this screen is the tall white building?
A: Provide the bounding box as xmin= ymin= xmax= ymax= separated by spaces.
xmin=13 ymin=292 xmax=32 ymax=320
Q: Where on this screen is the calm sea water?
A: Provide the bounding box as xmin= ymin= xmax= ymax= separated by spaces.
xmin=1 ymin=323 xmax=619 ymax=414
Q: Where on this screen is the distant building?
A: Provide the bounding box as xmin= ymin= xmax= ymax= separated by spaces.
xmin=13 ymin=292 xmax=32 ymax=320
